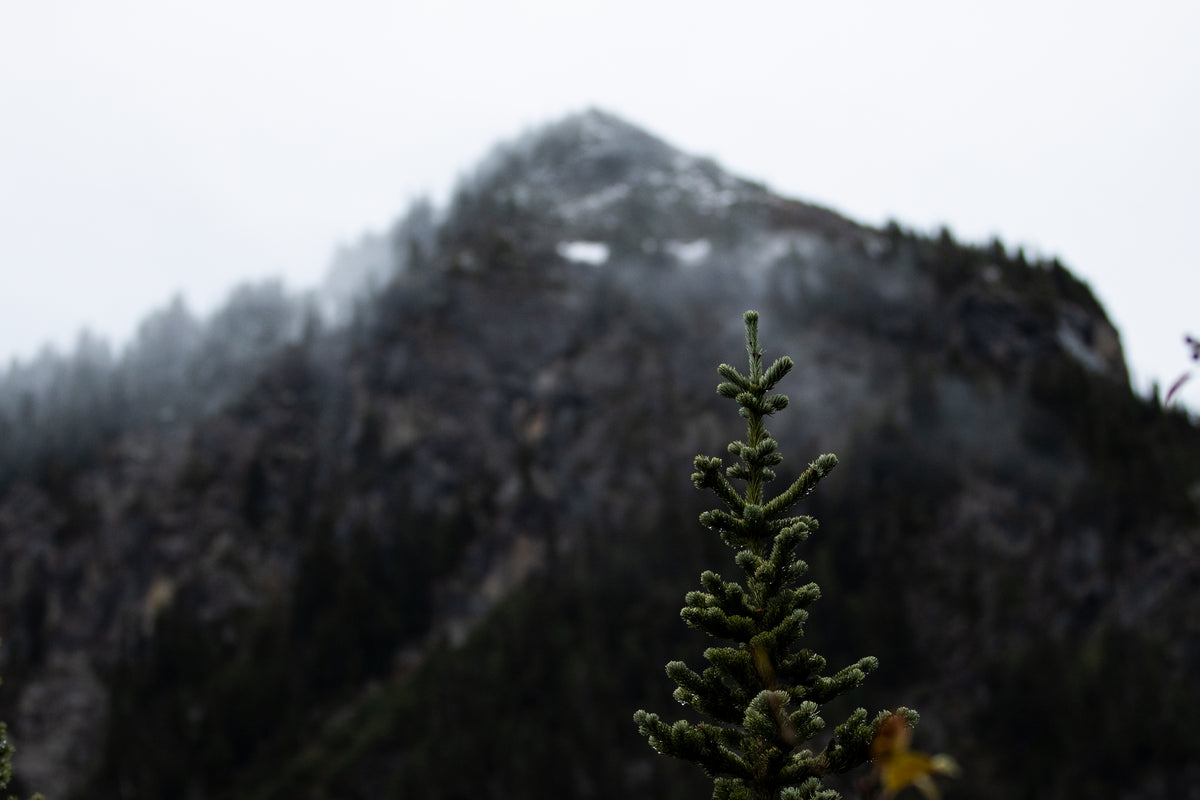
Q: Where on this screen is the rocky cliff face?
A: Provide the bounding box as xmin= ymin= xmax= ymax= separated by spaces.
xmin=0 ymin=109 xmax=1196 ymax=800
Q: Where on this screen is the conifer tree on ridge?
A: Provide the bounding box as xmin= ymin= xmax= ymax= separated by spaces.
xmin=634 ymin=311 xmax=915 ymax=800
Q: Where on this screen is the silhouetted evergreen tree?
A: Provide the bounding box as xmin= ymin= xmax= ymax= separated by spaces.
xmin=635 ymin=311 xmax=914 ymax=800
xmin=1165 ymin=332 xmax=1199 ymax=405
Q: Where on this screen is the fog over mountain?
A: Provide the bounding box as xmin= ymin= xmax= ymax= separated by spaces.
xmin=7 ymin=4 xmax=1200 ymax=418
xmin=1 ymin=111 xmax=1197 ymax=800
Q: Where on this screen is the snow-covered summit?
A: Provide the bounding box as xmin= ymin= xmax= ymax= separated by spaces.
xmin=457 ymin=108 xmax=776 ymax=240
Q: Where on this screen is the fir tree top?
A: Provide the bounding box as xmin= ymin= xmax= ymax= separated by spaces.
xmin=634 ymin=310 xmax=915 ymax=800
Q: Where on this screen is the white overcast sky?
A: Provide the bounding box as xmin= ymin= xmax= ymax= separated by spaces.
xmin=2 ymin=1 xmax=1198 ymax=406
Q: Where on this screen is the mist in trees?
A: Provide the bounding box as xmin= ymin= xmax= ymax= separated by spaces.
xmin=0 ymin=284 xmax=296 ymax=489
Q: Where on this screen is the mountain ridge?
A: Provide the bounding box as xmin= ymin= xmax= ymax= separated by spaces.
xmin=0 ymin=109 xmax=1195 ymax=799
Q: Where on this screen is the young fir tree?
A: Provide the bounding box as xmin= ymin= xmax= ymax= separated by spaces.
xmin=634 ymin=311 xmax=916 ymax=800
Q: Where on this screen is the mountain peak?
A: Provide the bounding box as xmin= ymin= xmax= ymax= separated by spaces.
xmin=546 ymin=107 xmax=672 ymax=148
xmin=455 ymin=108 xmax=779 ymax=244
xmin=480 ymin=107 xmax=686 ymax=188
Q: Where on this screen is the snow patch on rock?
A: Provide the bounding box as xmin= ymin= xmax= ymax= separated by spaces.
xmin=557 ymin=241 xmax=610 ymax=266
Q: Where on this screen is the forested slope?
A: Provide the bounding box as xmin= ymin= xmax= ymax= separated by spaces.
xmin=1 ymin=110 xmax=1196 ymax=799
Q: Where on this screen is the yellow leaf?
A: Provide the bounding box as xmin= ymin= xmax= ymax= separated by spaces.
xmin=871 ymin=712 xmax=959 ymax=800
